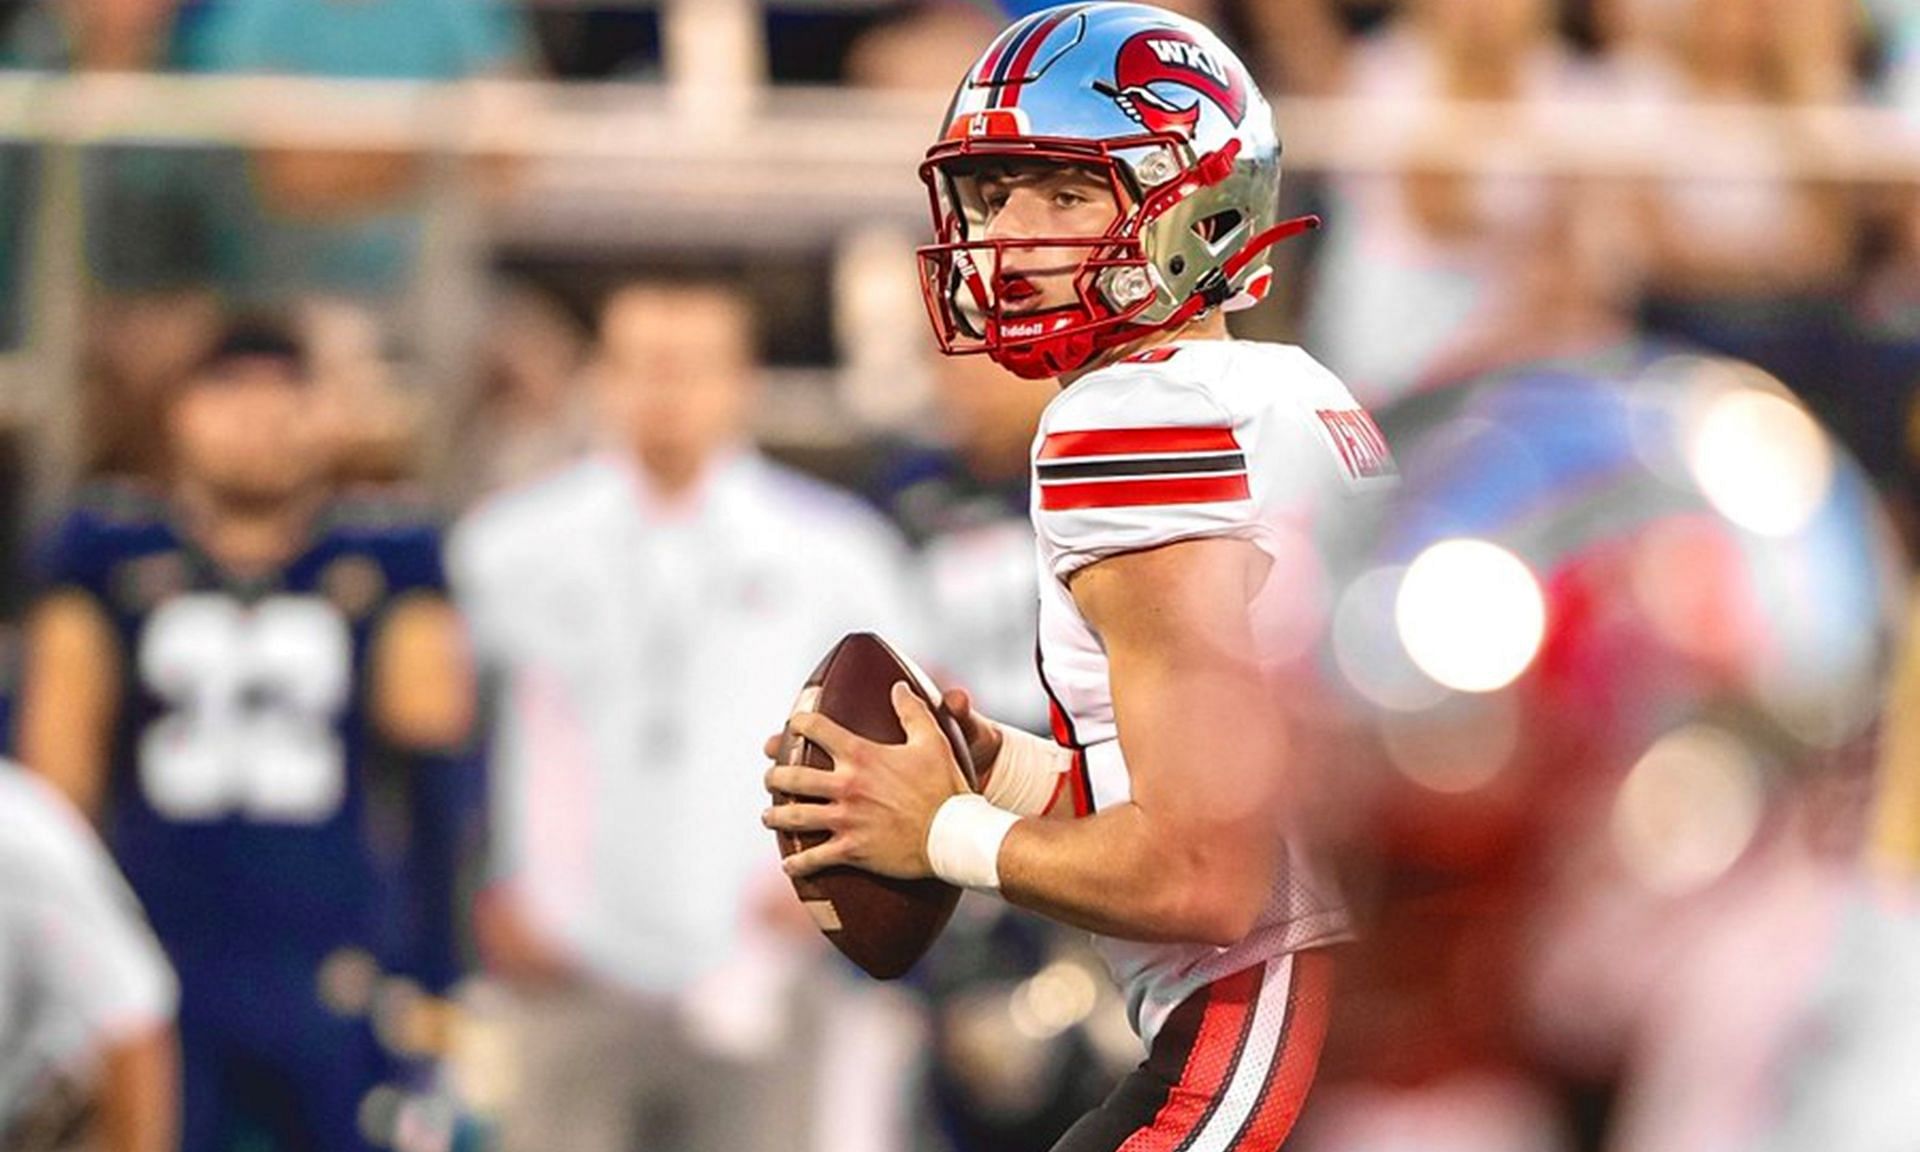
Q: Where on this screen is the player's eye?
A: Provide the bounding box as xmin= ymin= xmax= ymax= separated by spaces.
xmin=980 ymin=186 xmax=1010 ymax=214
xmin=1053 ymin=189 xmax=1090 ymax=209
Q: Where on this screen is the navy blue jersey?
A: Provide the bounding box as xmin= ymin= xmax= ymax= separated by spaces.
xmin=37 ymin=484 xmax=451 ymax=965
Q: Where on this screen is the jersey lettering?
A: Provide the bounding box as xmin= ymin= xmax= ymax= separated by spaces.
xmin=136 ymin=594 xmax=353 ymax=824
xmin=1315 ymin=408 xmax=1396 ymax=482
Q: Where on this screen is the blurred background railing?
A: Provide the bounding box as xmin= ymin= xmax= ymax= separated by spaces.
xmin=1 ymin=0 xmax=1916 ymax=527
xmin=8 ymin=75 xmax=1920 ymax=486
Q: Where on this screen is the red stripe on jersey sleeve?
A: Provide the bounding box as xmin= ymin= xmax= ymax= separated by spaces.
xmin=1039 ymin=426 xmax=1240 ymax=460
xmin=1040 ymin=473 xmax=1250 ymax=511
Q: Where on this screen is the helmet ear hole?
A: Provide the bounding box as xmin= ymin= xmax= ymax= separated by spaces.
xmin=1193 ymin=209 xmax=1245 ymax=248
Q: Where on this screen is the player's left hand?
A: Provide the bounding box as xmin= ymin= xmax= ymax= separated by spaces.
xmin=762 ymin=681 xmax=971 ymax=881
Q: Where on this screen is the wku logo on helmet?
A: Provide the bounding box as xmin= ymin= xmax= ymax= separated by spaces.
xmin=1094 ymin=30 xmax=1248 ymax=137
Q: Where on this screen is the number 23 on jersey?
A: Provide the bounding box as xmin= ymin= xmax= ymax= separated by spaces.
xmin=137 ymin=594 xmax=353 ymax=824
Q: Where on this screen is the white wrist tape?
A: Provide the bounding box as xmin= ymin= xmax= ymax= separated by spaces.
xmin=926 ymin=794 xmax=1019 ymax=891
xmin=981 ymin=723 xmax=1074 ymax=817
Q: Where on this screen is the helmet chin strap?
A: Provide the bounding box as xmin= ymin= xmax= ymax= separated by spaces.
xmin=997 ymin=325 xmax=1096 ymax=380
xmin=988 ymin=306 xmax=1097 ymax=379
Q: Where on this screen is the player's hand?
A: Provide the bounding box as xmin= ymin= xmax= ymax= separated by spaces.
xmin=941 ymin=686 xmax=1005 ymax=784
xmin=763 ymin=682 xmax=970 ymax=880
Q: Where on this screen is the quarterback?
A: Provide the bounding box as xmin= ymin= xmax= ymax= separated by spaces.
xmin=765 ymin=5 xmax=1394 ymax=1149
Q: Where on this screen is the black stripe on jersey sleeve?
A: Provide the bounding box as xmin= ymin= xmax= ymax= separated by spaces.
xmin=1036 ymin=452 xmax=1248 ymax=482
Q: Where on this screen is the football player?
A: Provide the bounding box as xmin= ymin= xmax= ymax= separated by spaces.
xmin=18 ymin=316 xmax=477 ymax=1152
xmin=764 ymin=6 xmax=1393 ymax=1150
xmin=0 ymin=766 xmax=176 ymax=1152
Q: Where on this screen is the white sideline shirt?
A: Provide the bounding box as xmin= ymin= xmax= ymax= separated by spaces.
xmin=452 ymin=451 xmax=921 ymax=996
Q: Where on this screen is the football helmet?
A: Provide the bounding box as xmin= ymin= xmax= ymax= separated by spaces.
xmin=916 ymin=2 xmax=1314 ymax=379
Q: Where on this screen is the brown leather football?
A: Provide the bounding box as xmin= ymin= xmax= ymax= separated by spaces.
xmin=772 ymin=632 xmax=977 ymax=980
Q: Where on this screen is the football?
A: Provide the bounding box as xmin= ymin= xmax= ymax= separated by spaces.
xmin=773 ymin=632 xmax=977 ymax=980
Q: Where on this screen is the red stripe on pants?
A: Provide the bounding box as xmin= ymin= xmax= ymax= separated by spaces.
xmin=1226 ymin=950 xmax=1334 ymax=1151
xmin=1118 ymin=966 xmax=1263 ymax=1151
xmin=1119 ymin=953 xmax=1334 ymax=1152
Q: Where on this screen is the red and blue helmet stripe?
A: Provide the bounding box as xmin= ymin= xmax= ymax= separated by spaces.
xmin=972 ymin=4 xmax=1089 ymax=108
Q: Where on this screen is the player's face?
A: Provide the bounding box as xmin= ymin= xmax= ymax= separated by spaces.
xmin=169 ymin=358 xmax=326 ymax=505
xmin=973 ymin=161 xmax=1122 ymax=313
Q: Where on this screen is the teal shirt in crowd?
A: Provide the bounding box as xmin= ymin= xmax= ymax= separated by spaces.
xmin=181 ymin=0 xmax=525 ymax=303
xmin=186 ymin=0 xmax=522 ymax=80
xmin=0 ymin=8 xmax=221 ymax=345
xmin=0 ymin=0 xmax=528 ymax=337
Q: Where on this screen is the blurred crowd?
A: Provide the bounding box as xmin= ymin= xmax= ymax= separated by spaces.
xmin=4 ymin=0 xmax=1920 ymax=517
xmin=0 ymin=1 xmax=1918 ymax=1152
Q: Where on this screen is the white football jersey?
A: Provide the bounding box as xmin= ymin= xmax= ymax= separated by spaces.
xmin=1029 ymin=338 xmax=1395 ymax=1047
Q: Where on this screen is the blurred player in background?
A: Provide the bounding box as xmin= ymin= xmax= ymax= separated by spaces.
xmin=17 ymin=315 xmax=479 ymax=1152
xmin=766 ymin=6 xmax=1393 ymax=1149
xmin=0 ymin=765 xmax=175 ymax=1152
xmin=453 ymin=279 xmax=923 ymax=1152
xmin=1289 ymin=355 xmax=1909 ymax=1152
